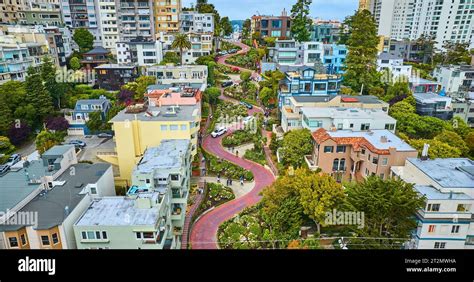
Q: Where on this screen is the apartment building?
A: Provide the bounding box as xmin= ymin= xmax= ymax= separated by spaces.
xmin=434 ymin=65 xmax=474 ymax=96
xmin=21 ymin=0 xmax=63 ymax=26
xmin=251 ymin=9 xmax=291 ymax=38
xmin=377 ymin=52 xmax=413 ymax=79
xmin=116 ymin=0 xmax=155 ymax=42
xmin=414 ymin=93 xmax=453 ymax=120
xmin=322 ymin=44 xmax=347 ymax=74
xmin=387 ymin=39 xmax=431 ymax=64
xmin=278 ymin=65 xmax=342 ymax=108
xmin=105 ymin=99 xmax=200 ymax=183
xmin=307 ymin=128 xmax=418 ymax=182
xmin=74 ymin=139 xmax=190 ymax=249
xmin=364 ymin=0 xmax=474 ymax=50
xmin=97 ymin=0 xmax=119 ymax=53
xmin=61 ymin=0 xmax=101 ymax=43
xmin=81 ymin=46 xmax=110 ymax=70
xmin=180 ymin=11 xmax=214 ymax=34
xmin=116 ymin=40 xmax=163 ymax=66
xmin=145 ymin=64 xmax=208 ymax=85
xmin=153 ymin=0 xmax=181 ymax=35
xmin=161 ymin=32 xmax=213 ymax=64
xmin=300 ymin=107 xmax=396 ymax=133
xmin=311 ymin=19 xmax=342 ymax=44
xmin=452 ymin=93 xmax=474 ymax=127
xmin=281 ymin=95 xmax=389 ymax=132
xmin=0 ymin=0 xmax=28 ymax=23
xmin=0 ymin=146 xmax=115 ymax=249
xmin=391 ymin=158 xmax=474 ymax=249
xmin=95 ymin=64 xmax=138 ymax=90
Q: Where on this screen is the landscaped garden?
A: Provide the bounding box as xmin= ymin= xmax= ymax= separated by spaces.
xmin=200 ymin=183 xmax=235 ymax=211
xmin=222 ymin=130 xmax=256 ymax=147
xmin=225 ymin=48 xmax=265 ymax=70
xmin=202 ymin=149 xmax=254 ymax=181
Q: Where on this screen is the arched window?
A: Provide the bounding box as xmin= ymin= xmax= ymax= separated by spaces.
xmin=339 ymin=158 xmax=346 ymax=171
xmin=332 ymin=158 xmax=339 ymax=171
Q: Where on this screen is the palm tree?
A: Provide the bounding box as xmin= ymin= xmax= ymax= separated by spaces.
xmin=171 ymin=34 xmax=191 ymax=65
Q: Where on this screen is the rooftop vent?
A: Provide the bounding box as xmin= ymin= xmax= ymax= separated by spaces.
xmin=380 ymin=136 xmax=388 ymax=143
xmin=75 ymin=183 xmax=83 ymax=188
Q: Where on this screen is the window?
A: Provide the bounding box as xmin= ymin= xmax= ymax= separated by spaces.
xmin=86 ymin=231 xmax=95 ymax=239
xmin=102 ymin=231 xmax=108 ymax=239
xmin=324 ymin=146 xmax=334 ymax=153
xmin=379 ymin=173 xmax=384 ymax=179
xmin=181 ymin=124 xmax=187 ymax=131
xmin=434 ymin=242 xmax=446 ymax=249
xmin=8 ymin=237 xmax=18 ymax=248
xmin=136 ymin=232 xmax=142 ymax=239
xmin=372 ymin=157 xmax=378 ymax=165
xmin=95 ymin=231 xmax=101 ymax=239
xmin=451 ymin=225 xmax=460 ymax=234
xmin=20 ymin=234 xmax=27 ymax=246
xmin=81 ymin=232 xmax=87 ymax=240
xmin=143 ymin=232 xmax=154 ymax=239
xmin=337 ymin=123 xmax=343 ymax=130
xmin=428 ymin=225 xmax=436 ymax=233
xmin=170 ymin=125 xmax=179 ymax=131
xmin=336 ymin=145 xmax=346 ymax=153
xmin=161 ymin=125 xmax=168 ymax=131
xmin=332 ymin=159 xmax=339 ymax=171
xmin=457 ymin=204 xmax=471 ymax=212
xmin=52 ymin=233 xmax=59 ymax=245
xmin=361 ymin=123 xmax=370 ymax=130
xmin=339 ymin=159 xmax=346 ymax=171
xmin=385 ymin=124 xmax=395 ymax=130
xmin=171 ymin=174 xmax=179 ymax=181
xmin=427 ymin=203 xmax=440 ymax=212
xmin=381 ymin=158 xmax=388 ymax=166
xmin=41 ymin=235 xmax=50 ymax=246
xmin=90 ymin=187 xmax=97 ymax=194
xmin=361 ymin=149 xmax=366 ymax=155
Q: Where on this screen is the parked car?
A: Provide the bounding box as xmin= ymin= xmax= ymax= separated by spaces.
xmin=0 ymin=164 xmax=10 ymax=175
xmin=68 ymin=140 xmax=87 ymax=148
xmin=211 ymin=127 xmax=228 ymax=138
xmin=6 ymin=154 xmax=21 ymax=166
xmin=221 ymin=81 xmax=234 ymax=88
xmin=240 ymin=101 xmax=253 ymax=109
xmin=97 ymin=133 xmax=113 ymax=138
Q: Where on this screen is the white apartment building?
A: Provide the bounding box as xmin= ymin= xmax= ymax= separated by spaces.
xmin=367 ymin=0 xmax=474 ymax=50
xmin=377 ymin=52 xmax=413 ymax=79
xmin=180 ymin=11 xmax=214 ymax=34
xmin=145 ymin=64 xmax=208 ymax=85
xmin=392 ymin=158 xmax=474 ymax=249
xmin=98 ymin=0 xmax=119 ymax=54
xmin=433 ymin=65 xmax=474 ymax=96
xmin=161 ymin=32 xmax=213 ymax=64
xmin=116 ymin=40 xmax=163 ymax=66
xmin=60 ymin=0 xmax=102 ymax=44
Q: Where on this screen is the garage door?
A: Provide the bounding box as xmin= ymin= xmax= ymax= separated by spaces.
xmin=68 ymin=128 xmax=85 ymax=136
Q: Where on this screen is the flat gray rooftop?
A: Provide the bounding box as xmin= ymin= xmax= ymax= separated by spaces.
xmin=415 ymin=185 xmax=473 ymax=200
xmin=42 ymin=145 xmax=75 ymax=157
xmin=292 ymin=95 xmax=386 ymax=105
xmin=109 ymin=104 xmax=200 ymax=122
xmin=301 ymin=107 xmax=395 ymax=121
xmin=327 ymin=130 xmax=415 ymax=151
xmin=135 ymin=139 xmax=190 ymax=174
xmin=0 ymin=163 xmax=111 ymax=231
xmin=75 ymin=197 xmax=159 ymax=226
xmin=408 ymin=158 xmax=474 ymax=189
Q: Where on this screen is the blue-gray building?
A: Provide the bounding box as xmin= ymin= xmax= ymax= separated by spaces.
xmin=278 ymin=65 xmax=342 ymax=108
xmin=67 ymin=98 xmax=112 ymax=136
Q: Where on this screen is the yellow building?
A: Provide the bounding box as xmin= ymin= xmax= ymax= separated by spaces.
xmin=154 ymin=0 xmax=181 ymax=35
xmin=106 ymin=103 xmax=200 ymax=184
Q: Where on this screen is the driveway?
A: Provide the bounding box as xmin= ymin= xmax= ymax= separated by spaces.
xmin=64 ymin=135 xmax=115 ymax=162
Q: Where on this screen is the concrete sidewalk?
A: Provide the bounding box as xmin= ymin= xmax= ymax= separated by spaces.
xmin=196 ymin=176 xmax=254 ymax=199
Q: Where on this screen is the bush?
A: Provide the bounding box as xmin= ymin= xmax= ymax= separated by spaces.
xmin=222 ymin=130 xmax=255 ymax=147
xmin=203 ymin=150 xmax=254 ymax=181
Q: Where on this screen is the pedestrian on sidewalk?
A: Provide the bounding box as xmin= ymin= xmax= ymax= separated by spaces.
xmin=240 ymin=175 xmax=244 ymax=186
xmin=230 ymin=178 xmax=233 ymax=185
xmin=235 ymin=150 xmax=239 ymax=157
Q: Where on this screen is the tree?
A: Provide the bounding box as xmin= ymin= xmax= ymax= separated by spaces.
xmin=240 ymin=71 xmax=252 ymax=83
xmin=204 ymin=87 xmax=221 ymax=105
xmin=296 ymin=170 xmax=346 ymax=234
xmin=409 ymin=139 xmax=462 ymax=159
xmin=414 ymin=34 xmax=436 ymax=65
xmin=242 ymin=19 xmax=251 ymax=39
xmin=344 ymin=177 xmax=425 ymax=249
xmin=220 ymin=17 xmax=233 ymax=36
xmin=389 ymin=101 xmax=415 ymax=116
xmin=0 ymin=92 xmax=12 ymax=135
xmin=368 ymin=86 xmax=385 ymax=98
xmin=45 ymin=116 xmax=69 ymax=132
xmin=7 ymin=121 xmax=31 ymax=146
xmin=134 ymin=76 xmax=156 ymax=101
xmin=86 ymin=111 xmax=105 ymax=132
xmin=280 ymin=129 xmax=313 ymax=168
xmin=259 ymin=87 xmax=273 ymax=106
xmin=70 ymin=57 xmax=81 ymax=70
xmin=437 ymin=42 xmax=471 ymax=65
xmin=290 ymin=0 xmax=313 ymax=42
xmin=171 ymin=34 xmax=192 ymax=65
xmin=160 ymin=51 xmax=181 ymax=65
xmin=0 ymin=136 xmax=15 ymax=155
xmin=117 ymin=88 xmax=134 ymax=104
xmin=35 ymin=130 xmax=65 ymax=154
xmin=342 ymin=10 xmax=379 ymax=94
xmin=73 ymin=28 xmax=94 ymax=53
xmin=466 ymin=132 xmax=474 ymax=157
xmin=434 ymin=130 xmax=469 ymax=157
xmin=385 ymin=82 xmax=411 ymax=103
xmin=25 ymin=67 xmax=54 ymax=126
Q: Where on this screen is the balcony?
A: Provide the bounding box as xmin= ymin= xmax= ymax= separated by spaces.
xmin=304 ymin=155 xmax=318 ymax=171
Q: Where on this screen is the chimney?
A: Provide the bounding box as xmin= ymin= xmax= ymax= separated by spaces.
xmin=380 ymin=136 xmax=388 ymax=143
xmin=282 ymin=8 xmax=287 ymax=17
xmin=421 ymin=143 xmax=430 ymax=160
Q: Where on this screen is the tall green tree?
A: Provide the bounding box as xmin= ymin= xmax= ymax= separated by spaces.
xmin=171 ymin=34 xmax=192 ymax=65
xmin=220 ymin=17 xmax=233 ymax=36
xmin=25 ymin=67 xmax=54 ymax=126
xmin=70 ymin=57 xmax=81 ymax=70
xmin=242 ymin=19 xmax=251 ymax=39
xmin=434 ymin=130 xmax=470 ymax=157
xmin=73 ymin=28 xmax=94 ymax=53
xmin=290 ymin=0 xmax=312 ymax=42
xmin=345 ymin=177 xmax=425 ymax=249
xmin=409 ymin=139 xmax=462 ymax=159
xmin=343 ymin=10 xmax=379 ymax=94
xmin=0 ymin=93 xmax=12 ymax=135
xmin=280 ymin=129 xmax=313 ymax=168
xmin=204 ymin=87 xmax=221 ymax=105
xmin=35 ymin=130 xmax=65 ymax=154
xmin=436 ymin=42 xmax=471 ymax=65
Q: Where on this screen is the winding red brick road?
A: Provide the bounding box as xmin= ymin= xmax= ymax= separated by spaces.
xmin=189 ymin=40 xmax=276 ymax=249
